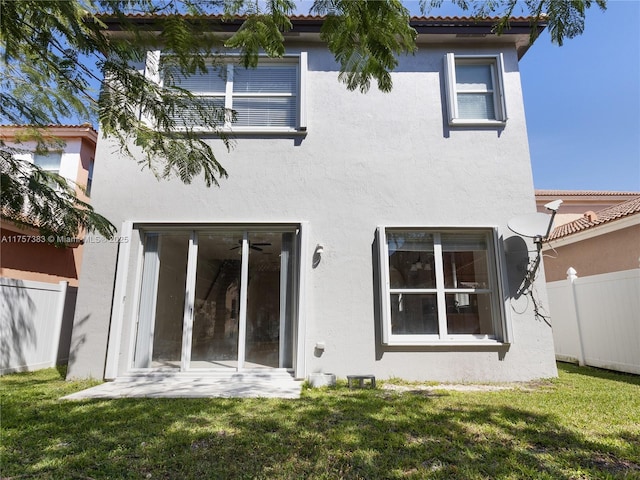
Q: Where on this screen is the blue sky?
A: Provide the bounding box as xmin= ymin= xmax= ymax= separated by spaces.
xmin=519 ymin=0 xmax=640 ymax=192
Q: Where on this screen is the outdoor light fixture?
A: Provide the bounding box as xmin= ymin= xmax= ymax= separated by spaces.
xmin=312 ymin=244 xmax=324 ymax=268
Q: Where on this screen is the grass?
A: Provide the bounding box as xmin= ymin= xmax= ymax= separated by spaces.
xmin=1 ymin=363 xmax=639 ymax=479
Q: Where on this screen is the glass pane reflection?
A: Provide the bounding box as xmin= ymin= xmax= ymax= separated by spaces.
xmin=387 ymin=231 xmax=436 ymax=289
xmin=390 ymin=294 xmax=438 ymax=334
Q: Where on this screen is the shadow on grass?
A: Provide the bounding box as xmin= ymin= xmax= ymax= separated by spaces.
xmin=557 ymin=361 xmax=640 ymax=386
xmin=2 ymin=370 xmax=639 ymax=479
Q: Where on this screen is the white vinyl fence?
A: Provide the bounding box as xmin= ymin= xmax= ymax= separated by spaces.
xmin=1 ymin=278 xmax=74 ymax=375
xmin=547 ymin=268 xmax=640 ymax=374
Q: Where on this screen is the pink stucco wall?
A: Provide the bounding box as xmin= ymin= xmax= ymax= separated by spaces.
xmin=544 ymin=224 xmax=640 ymax=282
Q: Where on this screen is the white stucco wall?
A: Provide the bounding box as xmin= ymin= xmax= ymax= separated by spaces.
xmin=11 ymin=139 xmax=82 ymax=184
xmin=67 ymin=42 xmax=557 ymax=382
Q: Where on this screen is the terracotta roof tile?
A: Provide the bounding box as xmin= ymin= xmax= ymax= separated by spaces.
xmin=115 ymin=13 xmax=539 ymax=22
xmin=536 ymin=189 xmax=640 ymax=197
xmin=409 ymin=15 xmax=538 ymax=22
xmin=548 ymin=196 xmax=640 ymax=240
xmin=0 ymin=124 xmax=96 ymax=132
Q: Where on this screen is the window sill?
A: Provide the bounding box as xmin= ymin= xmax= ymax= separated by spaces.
xmin=175 ymin=127 xmax=308 ymax=137
xmin=384 ymin=339 xmax=508 ymax=347
xmin=227 ymin=128 xmax=308 ymax=136
xmin=448 ymin=119 xmax=507 ymax=127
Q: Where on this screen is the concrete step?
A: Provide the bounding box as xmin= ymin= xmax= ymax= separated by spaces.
xmin=115 ymin=369 xmax=296 ymax=383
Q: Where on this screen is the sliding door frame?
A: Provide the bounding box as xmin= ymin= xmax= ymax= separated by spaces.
xmin=115 ymin=223 xmax=307 ymax=377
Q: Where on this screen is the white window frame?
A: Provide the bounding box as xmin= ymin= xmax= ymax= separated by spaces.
xmin=86 ymin=158 xmax=94 ymax=197
xmin=377 ymin=226 xmax=509 ymax=346
xmin=105 ymin=222 xmax=309 ymax=380
xmin=160 ymin=53 xmax=307 ymax=134
xmin=444 ymin=53 xmax=507 ymax=126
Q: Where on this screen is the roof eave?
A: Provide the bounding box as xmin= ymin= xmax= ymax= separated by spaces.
xmin=101 ymin=15 xmax=546 ymax=59
xmin=0 ymin=125 xmax=98 ymax=145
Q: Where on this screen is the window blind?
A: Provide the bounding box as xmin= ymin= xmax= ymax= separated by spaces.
xmin=457 ymin=94 xmax=495 ymax=120
xmin=456 ymin=64 xmax=493 ymax=91
xmin=232 ymin=97 xmax=296 ymax=127
xmin=233 ymin=65 xmax=297 ymax=94
xmin=441 ymin=234 xmax=487 ymax=252
xmin=171 ymin=68 xmax=226 ymax=94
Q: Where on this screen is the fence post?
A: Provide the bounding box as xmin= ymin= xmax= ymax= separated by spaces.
xmin=566 ymin=268 xmax=586 ymax=366
xmin=51 ymin=281 xmax=68 ymax=368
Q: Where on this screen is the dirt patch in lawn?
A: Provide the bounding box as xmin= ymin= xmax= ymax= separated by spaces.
xmin=381 ymin=380 xmax=553 ymax=394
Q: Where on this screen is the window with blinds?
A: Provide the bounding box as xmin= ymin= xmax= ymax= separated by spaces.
xmin=455 ymin=64 xmax=495 ymax=119
xmin=166 ymin=59 xmax=302 ymax=131
xmin=444 ymin=54 xmax=507 ymax=126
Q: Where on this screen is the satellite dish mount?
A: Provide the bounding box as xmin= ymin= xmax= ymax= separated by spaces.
xmin=506 ymin=199 xmax=563 ymax=296
xmin=507 ymin=199 xmax=563 ymax=244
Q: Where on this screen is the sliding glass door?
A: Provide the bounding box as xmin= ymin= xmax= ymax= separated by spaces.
xmin=133 ymin=233 xmax=189 ymax=369
xmin=190 ymin=232 xmax=242 ymax=369
xmin=133 ymin=228 xmax=298 ymax=371
xmin=245 ymin=232 xmax=295 ymax=369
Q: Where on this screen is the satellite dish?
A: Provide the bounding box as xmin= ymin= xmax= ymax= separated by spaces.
xmin=508 ymin=198 xmax=562 ymax=241
xmin=508 ymin=212 xmax=553 ymax=239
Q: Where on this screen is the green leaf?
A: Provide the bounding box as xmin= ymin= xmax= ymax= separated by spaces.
xmin=312 ymin=0 xmax=416 ymax=93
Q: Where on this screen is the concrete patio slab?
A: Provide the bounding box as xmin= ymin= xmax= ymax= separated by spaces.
xmin=62 ymin=372 xmax=303 ymax=400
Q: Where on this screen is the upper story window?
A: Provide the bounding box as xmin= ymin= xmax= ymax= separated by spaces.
xmin=166 ymin=54 xmax=307 ymax=133
xmin=444 ymin=54 xmax=507 ymax=126
xmin=377 ymin=227 xmax=508 ymax=345
xmin=86 ymin=159 xmax=94 ymax=196
xmin=33 ymin=152 xmax=62 ymax=174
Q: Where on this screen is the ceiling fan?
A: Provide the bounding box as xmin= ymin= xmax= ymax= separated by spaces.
xmin=229 ymin=240 xmax=272 ymax=252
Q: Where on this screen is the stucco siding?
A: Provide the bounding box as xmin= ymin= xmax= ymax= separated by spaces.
xmin=544 ymin=224 xmax=640 ymax=282
xmin=68 ymin=43 xmax=557 ymax=381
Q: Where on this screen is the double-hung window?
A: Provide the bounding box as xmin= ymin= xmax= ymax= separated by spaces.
xmin=378 ymin=227 xmax=507 ymax=345
xmin=444 ymin=53 xmax=507 ymax=125
xmin=166 ymin=55 xmax=306 ymax=132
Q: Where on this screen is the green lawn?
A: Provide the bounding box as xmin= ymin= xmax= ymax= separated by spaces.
xmin=1 ymin=363 xmax=639 ymax=479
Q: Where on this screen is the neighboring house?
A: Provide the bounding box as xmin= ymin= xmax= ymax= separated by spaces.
xmin=538 ymin=192 xmax=640 ymax=282
xmin=67 ymin=16 xmax=558 ymax=383
xmin=539 ymin=193 xmax=640 ymax=374
xmin=1 ymin=125 xmax=97 ymax=286
xmin=1 ymin=124 xmax=97 ymax=373
xmin=536 ymin=189 xmax=640 ymax=244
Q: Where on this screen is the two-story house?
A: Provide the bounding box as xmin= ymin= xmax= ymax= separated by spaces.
xmin=66 ymin=16 xmax=558 ymax=384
